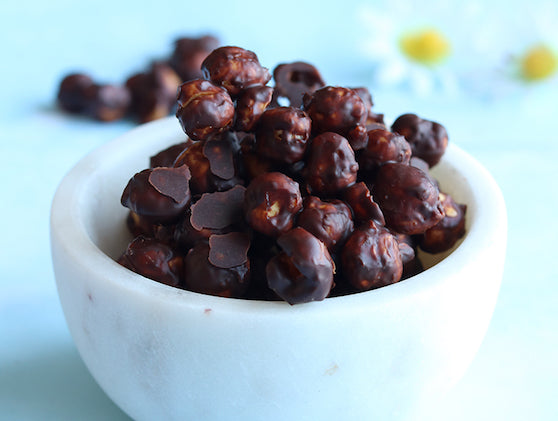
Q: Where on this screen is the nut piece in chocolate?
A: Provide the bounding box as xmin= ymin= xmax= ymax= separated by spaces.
xmin=255 ymin=107 xmax=311 ymax=164
xmin=173 ymin=139 xmax=242 ymax=194
xmin=303 ymin=86 xmax=368 ymax=150
xmin=419 ymin=192 xmax=467 ymax=253
xmin=304 ymin=132 xmax=359 ymax=195
xmin=176 ymin=79 xmax=235 ymax=141
xmin=391 ymin=113 xmax=448 ymax=167
xmin=343 ymin=182 xmax=385 ymax=225
xmin=121 ymin=166 xmax=191 ymax=224
xmin=371 ymin=163 xmax=444 ymax=235
xmin=201 ymin=46 xmax=271 ymax=96
xmin=184 ymin=242 xmax=250 ymax=298
xmin=266 ymin=227 xmax=335 ymax=304
xmin=244 ymin=172 xmax=302 ymax=237
xmin=234 ymin=86 xmax=274 ymax=132
xmin=297 ymin=196 xmax=354 ymax=251
xmin=358 ymin=128 xmax=411 ymax=173
xmin=351 ymin=87 xmax=385 ymax=128
xmin=341 ymin=221 xmax=403 ymax=291
xmin=117 ymin=236 xmax=184 ymax=287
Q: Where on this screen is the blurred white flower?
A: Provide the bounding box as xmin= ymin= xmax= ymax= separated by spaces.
xmin=357 ymin=0 xmax=558 ymax=99
xmin=465 ymin=1 xmax=557 ymax=100
xmin=357 ymin=2 xmax=464 ymax=96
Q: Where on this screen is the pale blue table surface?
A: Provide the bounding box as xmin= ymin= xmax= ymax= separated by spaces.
xmin=1 ymin=0 xmax=557 ymax=420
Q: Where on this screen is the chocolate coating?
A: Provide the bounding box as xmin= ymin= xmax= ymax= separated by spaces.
xmin=234 ymin=85 xmax=274 ymax=132
xmin=176 ymin=79 xmax=235 ymax=141
xmin=117 ymin=236 xmax=183 ymax=287
xmin=244 ymin=172 xmax=302 ymax=237
xmin=125 ymin=211 xmax=181 ymax=248
xmin=371 ymin=163 xmax=444 ymax=235
xmin=391 ymin=113 xmax=448 ymax=167
xmin=297 ymin=196 xmax=353 ymax=251
xmin=402 ymin=255 xmax=424 ymax=280
xmin=391 ymin=232 xmax=416 ymax=266
xmin=174 ymin=141 xmax=242 ymax=194
xmin=239 ymin=133 xmax=276 ymax=181
xmin=419 ymin=192 xmax=467 ymax=253
xmin=242 ymin=231 xmax=280 ymax=299
xmin=201 ymin=46 xmax=271 ymax=96
xmin=266 ymin=227 xmax=334 ymax=304
xmin=304 ymin=132 xmax=358 ymax=195
xmin=183 ymin=242 xmax=250 ymax=298
xmin=351 ymin=87 xmax=385 ymax=127
xmin=358 ymin=128 xmax=411 ymax=172
xmin=255 ymin=107 xmax=311 ymax=164
xmin=343 ymin=182 xmax=385 ymax=225
xmin=126 ymin=211 xmax=156 ymax=238
xmin=303 ymin=86 xmax=368 ymax=150
xmin=341 ymin=221 xmax=402 ymax=291
xmin=351 ymin=87 xmax=374 ymax=110
xmin=150 ymin=141 xmax=192 ymax=168
xmin=121 ymin=166 xmax=191 ymax=224
xmin=409 ymin=156 xmax=430 ymax=173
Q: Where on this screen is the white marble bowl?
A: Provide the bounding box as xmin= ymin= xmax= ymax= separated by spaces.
xmin=51 ymin=117 xmax=507 ymax=421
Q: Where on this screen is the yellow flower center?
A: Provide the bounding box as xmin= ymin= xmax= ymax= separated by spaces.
xmin=399 ymin=29 xmax=451 ymax=65
xmin=520 ymin=45 xmax=557 ymax=81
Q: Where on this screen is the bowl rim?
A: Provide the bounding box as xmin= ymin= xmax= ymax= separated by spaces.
xmin=50 ymin=116 xmax=507 ymax=315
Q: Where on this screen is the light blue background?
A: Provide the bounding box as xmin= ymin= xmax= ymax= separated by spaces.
xmin=1 ymin=0 xmax=557 ymax=419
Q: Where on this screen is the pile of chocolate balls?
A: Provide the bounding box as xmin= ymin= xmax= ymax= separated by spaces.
xmin=103 ymin=45 xmax=466 ymax=305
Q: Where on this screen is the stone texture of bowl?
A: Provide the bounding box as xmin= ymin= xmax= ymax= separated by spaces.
xmin=51 ymin=117 xmax=507 ymax=421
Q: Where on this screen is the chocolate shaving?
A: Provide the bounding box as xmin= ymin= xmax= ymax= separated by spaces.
xmin=273 ymin=62 xmax=325 ymax=108
xmin=209 ymin=232 xmax=251 ymax=268
xmin=190 ymin=185 xmax=246 ymax=230
xmin=148 ymin=165 xmax=191 ymax=203
xmin=203 ymin=136 xmax=235 ymax=179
